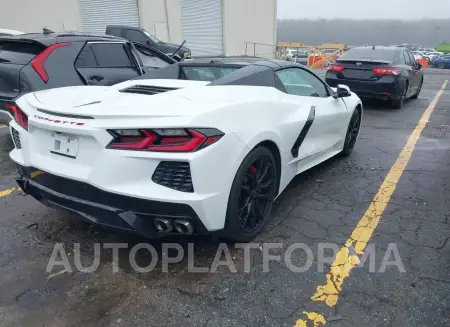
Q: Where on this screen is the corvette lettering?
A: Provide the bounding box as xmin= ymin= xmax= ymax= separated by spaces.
xmin=34 ymin=115 xmax=85 ymax=126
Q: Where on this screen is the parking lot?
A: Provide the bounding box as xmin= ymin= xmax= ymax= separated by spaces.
xmin=0 ymin=68 xmax=449 ymax=327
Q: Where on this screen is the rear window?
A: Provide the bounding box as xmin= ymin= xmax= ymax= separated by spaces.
xmin=0 ymin=41 xmax=44 ymax=64
xmin=75 ymin=43 xmax=133 ymax=68
xmin=92 ymin=43 xmax=132 ymax=67
xmin=340 ymin=48 xmax=398 ymax=62
xmin=181 ymin=66 xmax=239 ymax=81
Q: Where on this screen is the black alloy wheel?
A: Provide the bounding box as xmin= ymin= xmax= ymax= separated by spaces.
xmin=222 ymin=146 xmax=278 ymax=242
xmin=238 ymin=156 xmax=276 ymax=233
xmin=340 ymin=109 xmax=361 ymax=157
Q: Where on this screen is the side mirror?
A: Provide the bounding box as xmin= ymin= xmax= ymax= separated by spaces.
xmin=146 ymin=40 xmax=152 ymax=46
xmin=335 ymin=84 xmax=351 ymax=98
xmin=417 ymin=63 xmax=422 ymax=69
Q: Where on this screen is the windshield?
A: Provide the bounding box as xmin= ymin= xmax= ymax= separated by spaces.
xmin=143 ymin=30 xmax=162 ymax=43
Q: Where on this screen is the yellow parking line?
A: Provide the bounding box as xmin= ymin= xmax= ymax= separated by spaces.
xmin=295 ymin=80 xmax=448 ymax=326
xmin=0 ymin=171 xmax=44 ymax=198
xmin=0 ymin=187 xmax=18 ymax=198
xmin=0 ymin=124 xmax=7 ymax=129
xmin=31 ymin=170 xmax=44 ymax=178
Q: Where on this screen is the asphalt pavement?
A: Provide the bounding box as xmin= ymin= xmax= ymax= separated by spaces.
xmin=0 ymin=69 xmax=449 ymax=327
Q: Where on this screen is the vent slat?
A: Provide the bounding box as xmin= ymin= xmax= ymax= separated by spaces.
xmin=120 ymin=85 xmax=179 ymax=95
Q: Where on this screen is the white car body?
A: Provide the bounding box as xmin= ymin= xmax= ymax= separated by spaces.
xmin=419 ymin=48 xmax=435 ymax=53
xmin=9 ymin=62 xmax=362 ymax=239
xmin=426 ymin=52 xmax=444 ymax=60
xmin=412 ymin=52 xmax=425 ymax=60
xmin=0 ymin=28 xmax=24 ymax=36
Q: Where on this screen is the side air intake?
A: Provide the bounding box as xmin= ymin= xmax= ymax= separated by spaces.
xmin=119 ymin=85 xmax=179 ymax=95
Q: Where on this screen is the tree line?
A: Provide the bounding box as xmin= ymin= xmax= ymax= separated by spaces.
xmin=277 ymin=19 xmax=450 ymax=47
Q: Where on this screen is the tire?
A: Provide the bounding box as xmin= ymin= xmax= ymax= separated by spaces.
xmin=391 ymin=84 xmax=407 ymax=109
xmin=412 ymin=78 xmax=423 ymax=99
xmin=438 ymin=63 xmax=445 ymax=69
xmin=340 ymin=108 xmax=361 ymax=157
xmin=221 ymin=146 xmax=278 ymax=242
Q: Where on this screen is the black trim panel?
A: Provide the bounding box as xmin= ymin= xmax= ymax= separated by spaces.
xmin=291 ymin=106 xmax=316 ymax=158
xmin=50 ymin=151 xmax=77 ymax=159
xmin=15 ymin=165 xmax=208 ymax=238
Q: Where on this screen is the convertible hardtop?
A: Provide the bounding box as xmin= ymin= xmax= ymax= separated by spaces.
xmin=131 ymin=58 xmax=321 ymax=93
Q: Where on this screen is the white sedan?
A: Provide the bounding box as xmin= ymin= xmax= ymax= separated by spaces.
xmin=9 ymin=60 xmax=362 ymax=241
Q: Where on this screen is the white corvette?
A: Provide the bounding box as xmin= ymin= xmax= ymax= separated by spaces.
xmin=9 ymin=59 xmax=362 ymax=241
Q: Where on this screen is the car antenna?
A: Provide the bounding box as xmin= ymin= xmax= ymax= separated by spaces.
xmin=172 ymin=40 xmax=186 ymax=57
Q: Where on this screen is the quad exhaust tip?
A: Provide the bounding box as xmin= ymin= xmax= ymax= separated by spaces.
xmin=154 ymin=218 xmax=194 ymax=234
xmin=173 ymin=219 xmax=194 ymax=234
xmin=154 ymin=218 xmax=173 ymax=233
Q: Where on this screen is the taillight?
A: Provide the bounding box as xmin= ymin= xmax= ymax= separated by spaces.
xmin=107 ymin=128 xmax=224 ymax=152
xmin=4 ymin=103 xmax=17 ymax=117
xmin=31 ymin=42 xmax=70 ymax=83
xmin=372 ymin=67 xmax=401 ymax=76
xmin=6 ymin=104 xmax=28 ymax=130
xmin=328 ymin=64 xmax=345 ymax=72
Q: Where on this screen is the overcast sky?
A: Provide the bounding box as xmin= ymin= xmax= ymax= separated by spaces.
xmin=277 ymin=0 xmax=450 ymax=20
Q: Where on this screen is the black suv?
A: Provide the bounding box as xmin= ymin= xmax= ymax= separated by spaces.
xmin=106 ymin=25 xmax=191 ymax=60
xmin=0 ymin=32 xmax=176 ymax=124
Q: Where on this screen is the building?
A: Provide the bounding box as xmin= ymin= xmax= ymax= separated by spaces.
xmin=0 ymin=0 xmax=277 ymax=57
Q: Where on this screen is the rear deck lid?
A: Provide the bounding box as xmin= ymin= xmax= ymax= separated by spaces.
xmin=27 ymin=80 xmax=211 ymax=119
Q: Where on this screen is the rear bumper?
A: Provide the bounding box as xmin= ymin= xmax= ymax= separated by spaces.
xmin=9 ymin=115 xmax=250 ymax=235
xmin=15 ymin=165 xmax=209 ymax=238
xmin=326 ymin=75 xmax=404 ymax=100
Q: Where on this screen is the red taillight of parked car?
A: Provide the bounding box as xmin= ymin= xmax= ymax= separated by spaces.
xmin=372 ymin=67 xmax=401 ymax=76
xmin=6 ymin=104 xmax=28 ymax=130
xmin=31 ymin=42 xmax=70 ymax=83
xmin=328 ymin=64 xmax=345 ymax=72
xmin=107 ymin=128 xmax=224 ymax=152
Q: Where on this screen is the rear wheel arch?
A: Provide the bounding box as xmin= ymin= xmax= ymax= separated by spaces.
xmin=253 ymin=140 xmax=282 ymax=194
xmin=221 ymin=143 xmax=280 ymax=241
xmin=340 ymin=106 xmax=362 ymax=157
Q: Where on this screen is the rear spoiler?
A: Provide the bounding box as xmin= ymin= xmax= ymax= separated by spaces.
xmin=0 ymin=37 xmax=54 ymax=48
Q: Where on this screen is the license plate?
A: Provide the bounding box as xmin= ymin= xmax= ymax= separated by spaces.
xmin=342 ymin=69 xmax=372 ymax=80
xmin=50 ymin=133 xmax=79 ymax=158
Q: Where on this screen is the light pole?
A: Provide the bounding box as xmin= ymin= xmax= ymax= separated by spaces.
xmin=434 ymin=26 xmax=440 ymax=45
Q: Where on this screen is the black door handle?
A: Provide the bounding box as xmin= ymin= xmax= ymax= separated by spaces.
xmin=88 ymin=75 xmax=104 ymax=81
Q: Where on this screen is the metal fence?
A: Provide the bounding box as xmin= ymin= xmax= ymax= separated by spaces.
xmin=243 ymin=42 xmax=277 ymax=58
